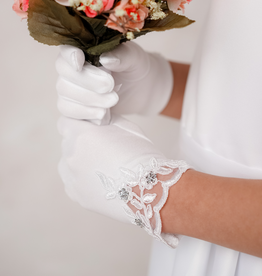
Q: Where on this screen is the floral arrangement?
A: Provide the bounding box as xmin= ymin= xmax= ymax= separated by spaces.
xmin=13 ymin=0 xmax=193 ymax=66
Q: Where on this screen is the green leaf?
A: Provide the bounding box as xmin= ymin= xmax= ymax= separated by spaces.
xmin=86 ymin=34 xmax=124 ymax=55
xmin=79 ymin=14 xmax=108 ymax=38
xmin=27 ymin=0 xmax=95 ymax=48
xmin=143 ymin=12 xmax=195 ymax=32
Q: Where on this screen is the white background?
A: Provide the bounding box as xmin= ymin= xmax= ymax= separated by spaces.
xmin=0 ymin=1 xmax=208 ymax=275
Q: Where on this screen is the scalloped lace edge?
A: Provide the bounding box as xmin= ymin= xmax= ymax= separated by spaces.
xmin=97 ymin=158 xmax=191 ymax=248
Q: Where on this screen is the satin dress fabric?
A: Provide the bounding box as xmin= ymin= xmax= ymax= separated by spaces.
xmin=148 ymin=0 xmax=262 ymax=275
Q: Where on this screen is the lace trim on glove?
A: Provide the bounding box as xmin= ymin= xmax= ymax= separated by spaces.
xmin=97 ymin=158 xmax=190 ymax=248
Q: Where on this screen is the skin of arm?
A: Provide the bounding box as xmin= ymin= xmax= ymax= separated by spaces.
xmin=160 ymin=170 xmax=262 ymax=258
xmin=159 ymin=61 xmax=262 ymax=258
xmin=161 ymin=61 xmax=190 ymax=119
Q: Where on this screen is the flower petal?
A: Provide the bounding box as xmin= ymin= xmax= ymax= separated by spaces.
xmin=120 ymin=167 xmax=136 ymax=180
xmin=147 ymin=204 xmax=153 ymax=219
xmin=96 ymin=172 xmax=113 ymax=191
xmin=167 ymin=0 xmax=182 ymax=12
xmin=138 ymin=164 xmax=144 ymax=179
xmin=157 ymin=167 xmax=173 ymax=175
xmin=143 ymin=193 xmax=157 ymax=204
xmin=106 ymin=191 xmax=117 ymax=199
xmin=131 ymin=199 xmax=143 ymax=210
xmin=151 ymin=158 xmax=158 ymax=169
xmin=122 ymin=205 xmax=136 ymax=219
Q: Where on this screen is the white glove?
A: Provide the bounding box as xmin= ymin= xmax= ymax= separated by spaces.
xmin=56 ymin=42 xmax=173 ymax=124
xmin=58 ymin=114 xmax=190 ymax=248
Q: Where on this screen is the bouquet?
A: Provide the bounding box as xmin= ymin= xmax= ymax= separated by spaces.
xmin=13 ymin=0 xmax=194 ymax=66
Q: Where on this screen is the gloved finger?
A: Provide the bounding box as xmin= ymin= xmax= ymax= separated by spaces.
xmin=56 ymin=77 xmax=119 ymax=108
xmin=57 ymin=96 xmax=107 ymax=120
xmin=59 ymin=45 xmax=85 ymax=72
xmin=57 ymin=115 xmax=105 ymax=137
xmin=56 ymin=53 xmax=115 ymax=94
xmin=100 ymin=42 xmax=146 ymax=73
xmin=89 ymin=109 xmax=111 ymax=126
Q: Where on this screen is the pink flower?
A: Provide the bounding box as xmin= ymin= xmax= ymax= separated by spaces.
xmin=12 ymin=0 xmax=29 ymax=19
xmin=106 ymin=0 xmax=149 ymax=33
xmin=55 ymin=0 xmax=114 ymax=18
xmin=167 ymin=0 xmax=192 ymax=13
xmin=83 ymin=0 xmax=114 ymax=18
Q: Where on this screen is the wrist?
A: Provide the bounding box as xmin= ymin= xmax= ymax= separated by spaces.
xmin=160 ymin=169 xmax=195 ymax=235
xmin=161 ymin=62 xmax=190 ymax=119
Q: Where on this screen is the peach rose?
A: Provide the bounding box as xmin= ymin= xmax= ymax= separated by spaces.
xmin=167 ymin=0 xmax=192 ymax=13
xmin=55 ymin=0 xmax=114 ymax=18
xmin=12 ymin=0 xmax=29 ymax=20
xmin=83 ymin=0 xmax=114 ymax=18
xmin=106 ymin=0 xmax=149 ymax=33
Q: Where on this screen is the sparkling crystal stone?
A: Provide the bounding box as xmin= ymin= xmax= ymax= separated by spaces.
xmin=135 ymin=219 xmax=144 ymax=228
xmin=118 ymin=188 xmax=129 ymax=201
xmin=146 ymin=171 xmax=157 ymax=185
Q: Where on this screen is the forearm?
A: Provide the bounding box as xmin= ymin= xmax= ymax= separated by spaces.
xmin=160 ymin=170 xmax=262 ymax=257
xmin=161 ymin=62 xmax=190 ymax=119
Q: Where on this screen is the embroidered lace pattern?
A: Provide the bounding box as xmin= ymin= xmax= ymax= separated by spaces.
xmin=97 ymin=158 xmax=190 ymax=248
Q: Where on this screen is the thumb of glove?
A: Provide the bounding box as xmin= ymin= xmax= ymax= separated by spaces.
xmin=100 ymin=42 xmax=149 ymax=75
xmin=59 ymin=45 xmax=85 ymax=72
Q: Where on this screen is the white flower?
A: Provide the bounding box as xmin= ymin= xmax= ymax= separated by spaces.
xmin=126 ymin=32 xmax=135 ymax=40
xmin=90 ymin=0 xmax=103 ymax=12
xmin=140 ymin=170 xmax=158 ymax=189
xmin=143 ymin=0 xmax=167 ymax=20
xmin=118 ymin=185 xmax=133 ymax=203
xmin=115 ymin=9 xmax=127 ymax=17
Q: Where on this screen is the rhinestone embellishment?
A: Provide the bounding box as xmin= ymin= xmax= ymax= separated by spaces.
xmin=146 ymin=171 xmax=157 ymax=185
xmin=135 ymin=219 xmax=144 ymax=228
xmin=118 ymin=188 xmax=129 ymax=201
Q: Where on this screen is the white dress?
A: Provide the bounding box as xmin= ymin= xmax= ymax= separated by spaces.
xmin=148 ymin=0 xmax=262 ymax=275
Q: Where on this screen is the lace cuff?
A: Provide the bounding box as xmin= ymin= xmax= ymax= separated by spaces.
xmin=97 ymin=158 xmax=190 ymax=248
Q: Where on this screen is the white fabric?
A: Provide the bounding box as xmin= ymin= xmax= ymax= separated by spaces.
xmin=56 ymin=46 xmax=117 ymax=125
xmin=56 ymin=42 xmax=173 ymax=125
xmin=148 ymin=0 xmax=262 ymax=275
xmin=57 ymin=114 xmax=189 ymax=246
xmin=100 ymin=42 xmax=173 ymax=115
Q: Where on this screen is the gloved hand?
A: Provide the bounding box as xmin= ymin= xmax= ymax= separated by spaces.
xmin=56 ymin=42 xmax=173 ymax=124
xmin=58 ymin=114 xmax=189 ymax=247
